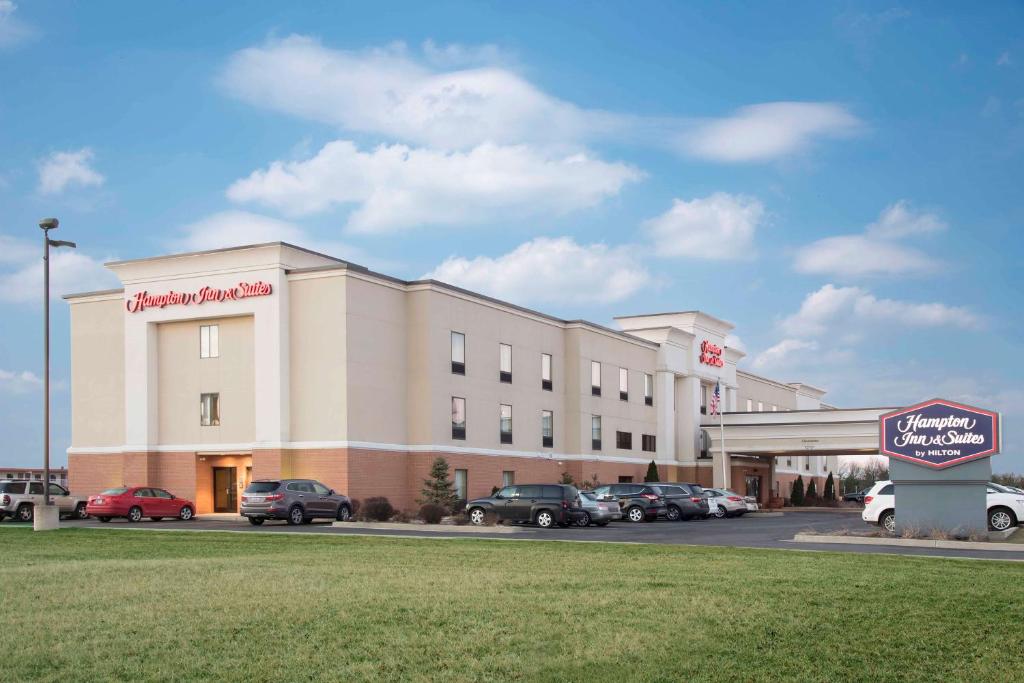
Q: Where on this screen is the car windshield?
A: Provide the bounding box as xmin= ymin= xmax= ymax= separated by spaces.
xmin=245 ymin=482 xmax=280 ymax=493
xmin=988 ymin=483 xmax=1011 ymax=493
xmin=100 ymin=487 xmax=128 ymax=495
xmin=581 ymin=492 xmax=598 ymax=501
xmin=0 ymin=482 xmax=25 ymax=493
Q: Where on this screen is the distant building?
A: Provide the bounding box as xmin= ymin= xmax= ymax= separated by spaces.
xmin=1 ymin=467 xmax=69 ymax=487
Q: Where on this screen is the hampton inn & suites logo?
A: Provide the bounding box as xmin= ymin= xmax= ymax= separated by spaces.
xmin=125 ymin=281 xmax=273 ymax=313
xmin=879 ymin=399 xmax=1000 ymax=469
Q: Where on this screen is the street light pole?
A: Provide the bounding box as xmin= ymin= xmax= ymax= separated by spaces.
xmin=38 ymin=218 xmax=75 ymax=516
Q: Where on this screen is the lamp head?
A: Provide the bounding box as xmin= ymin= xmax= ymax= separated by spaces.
xmin=38 ymin=217 xmax=59 ymax=231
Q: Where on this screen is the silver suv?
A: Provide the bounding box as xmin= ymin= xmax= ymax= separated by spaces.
xmin=0 ymin=480 xmax=89 ymax=522
xmin=240 ymin=479 xmax=352 ymax=525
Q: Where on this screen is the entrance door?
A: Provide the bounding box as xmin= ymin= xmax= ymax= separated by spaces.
xmin=213 ymin=467 xmax=237 ymax=512
xmin=745 ymin=475 xmax=761 ymax=502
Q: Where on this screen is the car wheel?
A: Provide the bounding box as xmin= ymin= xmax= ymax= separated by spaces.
xmin=287 ymin=505 xmax=304 ymax=526
xmin=74 ymin=502 xmax=89 ymax=520
xmin=336 ymin=504 xmax=352 ymax=522
xmin=179 ymin=506 xmax=194 ymax=521
xmin=626 ymin=506 xmax=645 ymax=523
xmin=248 ymin=517 xmax=264 ymax=526
xmin=666 ymin=505 xmax=681 ymax=522
xmin=128 ymin=506 xmax=143 ymax=523
xmin=989 ymin=507 xmax=1017 ymax=532
xmin=150 ymin=517 xmax=163 ymax=522
xmin=713 ymin=506 xmax=727 ymax=519
xmin=468 ymin=507 xmax=486 ymax=526
xmin=880 ymin=510 xmax=896 ymax=534
xmin=535 ymin=510 xmax=554 ymax=528
xmin=98 ymin=516 xmax=111 ymax=523
xmin=576 ymin=511 xmax=592 ymax=527
xmin=16 ymin=504 xmax=33 ymax=523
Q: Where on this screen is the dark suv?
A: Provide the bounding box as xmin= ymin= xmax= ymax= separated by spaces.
xmin=651 ymin=482 xmax=710 ymax=521
xmin=590 ymin=483 xmax=666 ymax=522
xmin=466 ymin=484 xmax=581 ymax=528
xmin=240 ymin=479 xmax=352 ymax=525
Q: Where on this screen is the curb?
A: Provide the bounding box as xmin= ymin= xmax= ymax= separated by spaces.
xmin=793 ymin=529 xmax=1023 ymax=552
xmin=332 ymin=521 xmax=520 ymax=533
xmin=745 ymin=512 xmax=784 ymax=517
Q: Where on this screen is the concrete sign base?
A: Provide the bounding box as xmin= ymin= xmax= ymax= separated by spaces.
xmin=32 ymin=504 xmax=60 ymax=531
xmin=890 ymin=458 xmax=990 ymax=536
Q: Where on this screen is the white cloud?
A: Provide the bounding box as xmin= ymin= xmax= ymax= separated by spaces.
xmin=0 ymin=368 xmax=42 ymax=394
xmin=220 ymin=36 xmax=861 ymax=164
xmin=0 ymin=236 xmax=117 ymax=303
xmin=751 ymin=339 xmax=819 ymax=369
xmin=681 ymin=102 xmax=862 ymax=163
xmin=724 ymin=334 xmax=746 ymax=352
xmin=997 ymin=51 xmax=1011 ymax=67
xmin=0 ymin=0 xmax=33 ymax=48
xmin=643 ymin=193 xmax=764 ymax=259
xmin=220 ymin=35 xmax=611 ymax=150
xmin=423 ymin=237 xmax=651 ymax=306
xmin=169 ymin=210 xmax=391 ymax=271
xmin=227 ymin=140 xmax=643 ymax=233
xmin=782 ymin=284 xmax=980 ymax=337
xmin=794 ymin=200 xmax=945 ymax=277
xmin=37 ymin=148 xmax=105 ymax=195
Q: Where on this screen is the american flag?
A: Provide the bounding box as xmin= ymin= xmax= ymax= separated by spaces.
xmin=709 ymin=382 xmax=721 ymax=416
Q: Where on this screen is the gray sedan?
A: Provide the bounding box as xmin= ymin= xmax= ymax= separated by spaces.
xmin=576 ymin=491 xmax=623 ymax=526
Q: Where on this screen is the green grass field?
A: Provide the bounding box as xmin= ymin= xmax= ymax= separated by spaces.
xmin=1 ymin=528 xmax=1022 ymax=682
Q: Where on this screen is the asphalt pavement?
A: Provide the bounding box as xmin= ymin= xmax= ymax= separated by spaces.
xmin=25 ymin=510 xmax=1023 ymax=561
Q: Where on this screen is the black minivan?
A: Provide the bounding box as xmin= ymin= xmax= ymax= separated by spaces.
xmin=651 ymin=482 xmax=710 ymax=521
xmin=590 ymin=483 xmax=667 ymax=522
xmin=465 ymin=484 xmax=582 ymax=528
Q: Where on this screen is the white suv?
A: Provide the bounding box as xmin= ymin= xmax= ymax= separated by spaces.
xmin=863 ymin=480 xmax=1024 ymax=533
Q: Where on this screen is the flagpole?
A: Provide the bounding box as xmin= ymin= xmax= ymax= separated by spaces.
xmin=718 ymin=384 xmax=727 ymax=489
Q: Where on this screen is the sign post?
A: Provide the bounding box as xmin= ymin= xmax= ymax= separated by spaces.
xmin=879 ymin=399 xmax=1001 ymax=536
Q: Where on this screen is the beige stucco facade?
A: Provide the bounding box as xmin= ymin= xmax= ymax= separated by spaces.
xmin=66 ymin=242 xmax=857 ymax=512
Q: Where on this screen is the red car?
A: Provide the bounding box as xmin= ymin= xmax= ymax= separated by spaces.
xmin=86 ymin=486 xmax=196 ymax=523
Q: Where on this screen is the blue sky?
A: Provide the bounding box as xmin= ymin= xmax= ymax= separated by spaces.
xmin=1 ymin=1 xmax=1021 ymax=471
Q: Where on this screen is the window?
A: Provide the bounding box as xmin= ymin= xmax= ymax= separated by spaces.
xmin=500 ymin=404 xmax=513 ymax=444
xmin=786 ymin=457 xmax=792 ymax=467
xmin=591 ymin=415 xmax=602 ymax=450
xmin=502 ymin=471 xmax=515 ymax=487
xmin=772 ymin=405 xmax=778 ymax=412
xmin=701 ymin=385 xmax=708 ymax=415
xmin=200 ymin=393 xmax=220 ymax=426
xmin=591 ymin=361 xmax=601 ymax=396
xmin=199 ymin=324 xmax=219 ymax=358
xmin=540 ymin=410 xmax=554 ymax=448
xmin=454 ymin=469 xmax=468 ymax=500
xmin=496 ymin=485 xmax=517 ymax=499
xmin=746 ymin=399 xmax=753 ymax=412
xmin=757 ymin=401 xmax=764 ymax=412
xmin=617 ymin=476 xmax=634 ymax=484
xmin=644 ymin=373 xmax=653 ymax=406
xmin=616 ymin=431 xmax=632 ymax=450
xmin=541 ymin=353 xmax=552 ymax=391
xmin=699 ymin=429 xmax=711 ymax=459
xmin=451 ymin=397 xmax=466 ymax=440
xmin=619 ymin=368 xmax=628 ymax=401
xmin=47 ymin=483 xmax=67 ymax=496
xmin=805 ymin=458 xmax=810 ymax=471
xmin=152 ymin=488 xmax=174 ymax=499
xmin=451 ymin=331 xmax=466 ymax=375
xmin=499 ymin=343 xmax=512 ymax=383
xmin=642 ymin=434 xmax=656 ymax=452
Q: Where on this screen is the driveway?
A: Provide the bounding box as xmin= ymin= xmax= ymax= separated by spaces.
xmin=43 ymin=510 xmax=1024 ymax=561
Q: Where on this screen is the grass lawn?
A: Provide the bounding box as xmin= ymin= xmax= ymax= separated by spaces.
xmin=1 ymin=528 xmax=1022 ymax=682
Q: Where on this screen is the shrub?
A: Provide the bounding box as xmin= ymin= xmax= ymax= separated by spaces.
xmin=390 ymin=509 xmax=412 ymax=523
xmin=348 ymin=499 xmax=361 ymax=519
xmin=419 ymin=503 xmax=446 ymax=524
xmin=419 ymin=457 xmax=458 ymax=509
xmin=806 ymin=479 xmax=818 ymax=504
xmin=644 ymin=460 xmax=660 ymax=482
xmin=559 ymin=471 xmax=575 ymax=485
xmin=360 ymin=497 xmax=394 ymax=522
xmin=823 ymin=472 xmax=836 ymax=502
xmin=451 ymin=498 xmax=467 ymax=515
xmin=790 ymin=476 xmax=805 ymax=507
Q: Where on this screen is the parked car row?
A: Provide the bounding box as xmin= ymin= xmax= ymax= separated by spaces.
xmin=0 ymin=480 xmax=90 ymax=522
xmin=464 ymin=482 xmax=758 ymax=528
xmin=862 ymin=480 xmax=1024 ymax=532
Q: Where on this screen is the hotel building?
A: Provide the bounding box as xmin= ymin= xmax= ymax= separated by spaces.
xmin=66 ymin=243 xmax=862 ymax=514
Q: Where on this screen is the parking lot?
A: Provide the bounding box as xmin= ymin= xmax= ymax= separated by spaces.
xmin=43 ymin=510 xmax=1024 ymax=560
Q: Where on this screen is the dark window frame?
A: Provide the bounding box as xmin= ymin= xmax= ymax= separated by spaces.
xmin=615 ymin=430 xmax=633 ymax=450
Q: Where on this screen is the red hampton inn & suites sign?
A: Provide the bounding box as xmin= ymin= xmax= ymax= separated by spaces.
xmin=125 ymin=281 xmax=273 ymax=313
xmin=699 ymin=340 xmax=724 ymax=368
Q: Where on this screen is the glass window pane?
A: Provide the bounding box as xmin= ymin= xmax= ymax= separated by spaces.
xmin=454 ymin=469 xmax=467 ymax=500
xmin=541 ymin=410 xmax=553 ymax=438
xmin=502 ymin=471 xmax=515 ymax=487
xmin=591 ymin=361 xmax=601 ymax=387
xmin=619 ymin=368 xmax=628 ymax=392
xmin=451 ymin=332 xmax=465 ymax=363
xmin=644 ymin=373 xmax=653 ymax=398
xmin=591 ymin=415 xmax=601 ymax=439
xmin=541 ymin=353 xmax=551 ymax=381
xmin=200 ymin=326 xmax=209 ymax=358
xmin=500 ymin=404 xmax=512 ymax=433
xmin=500 ymin=344 xmax=512 ymax=373
xmin=209 ymin=325 xmax=219 ymax=357
xmin=451 ymin=397 xmax=466 ymax=428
